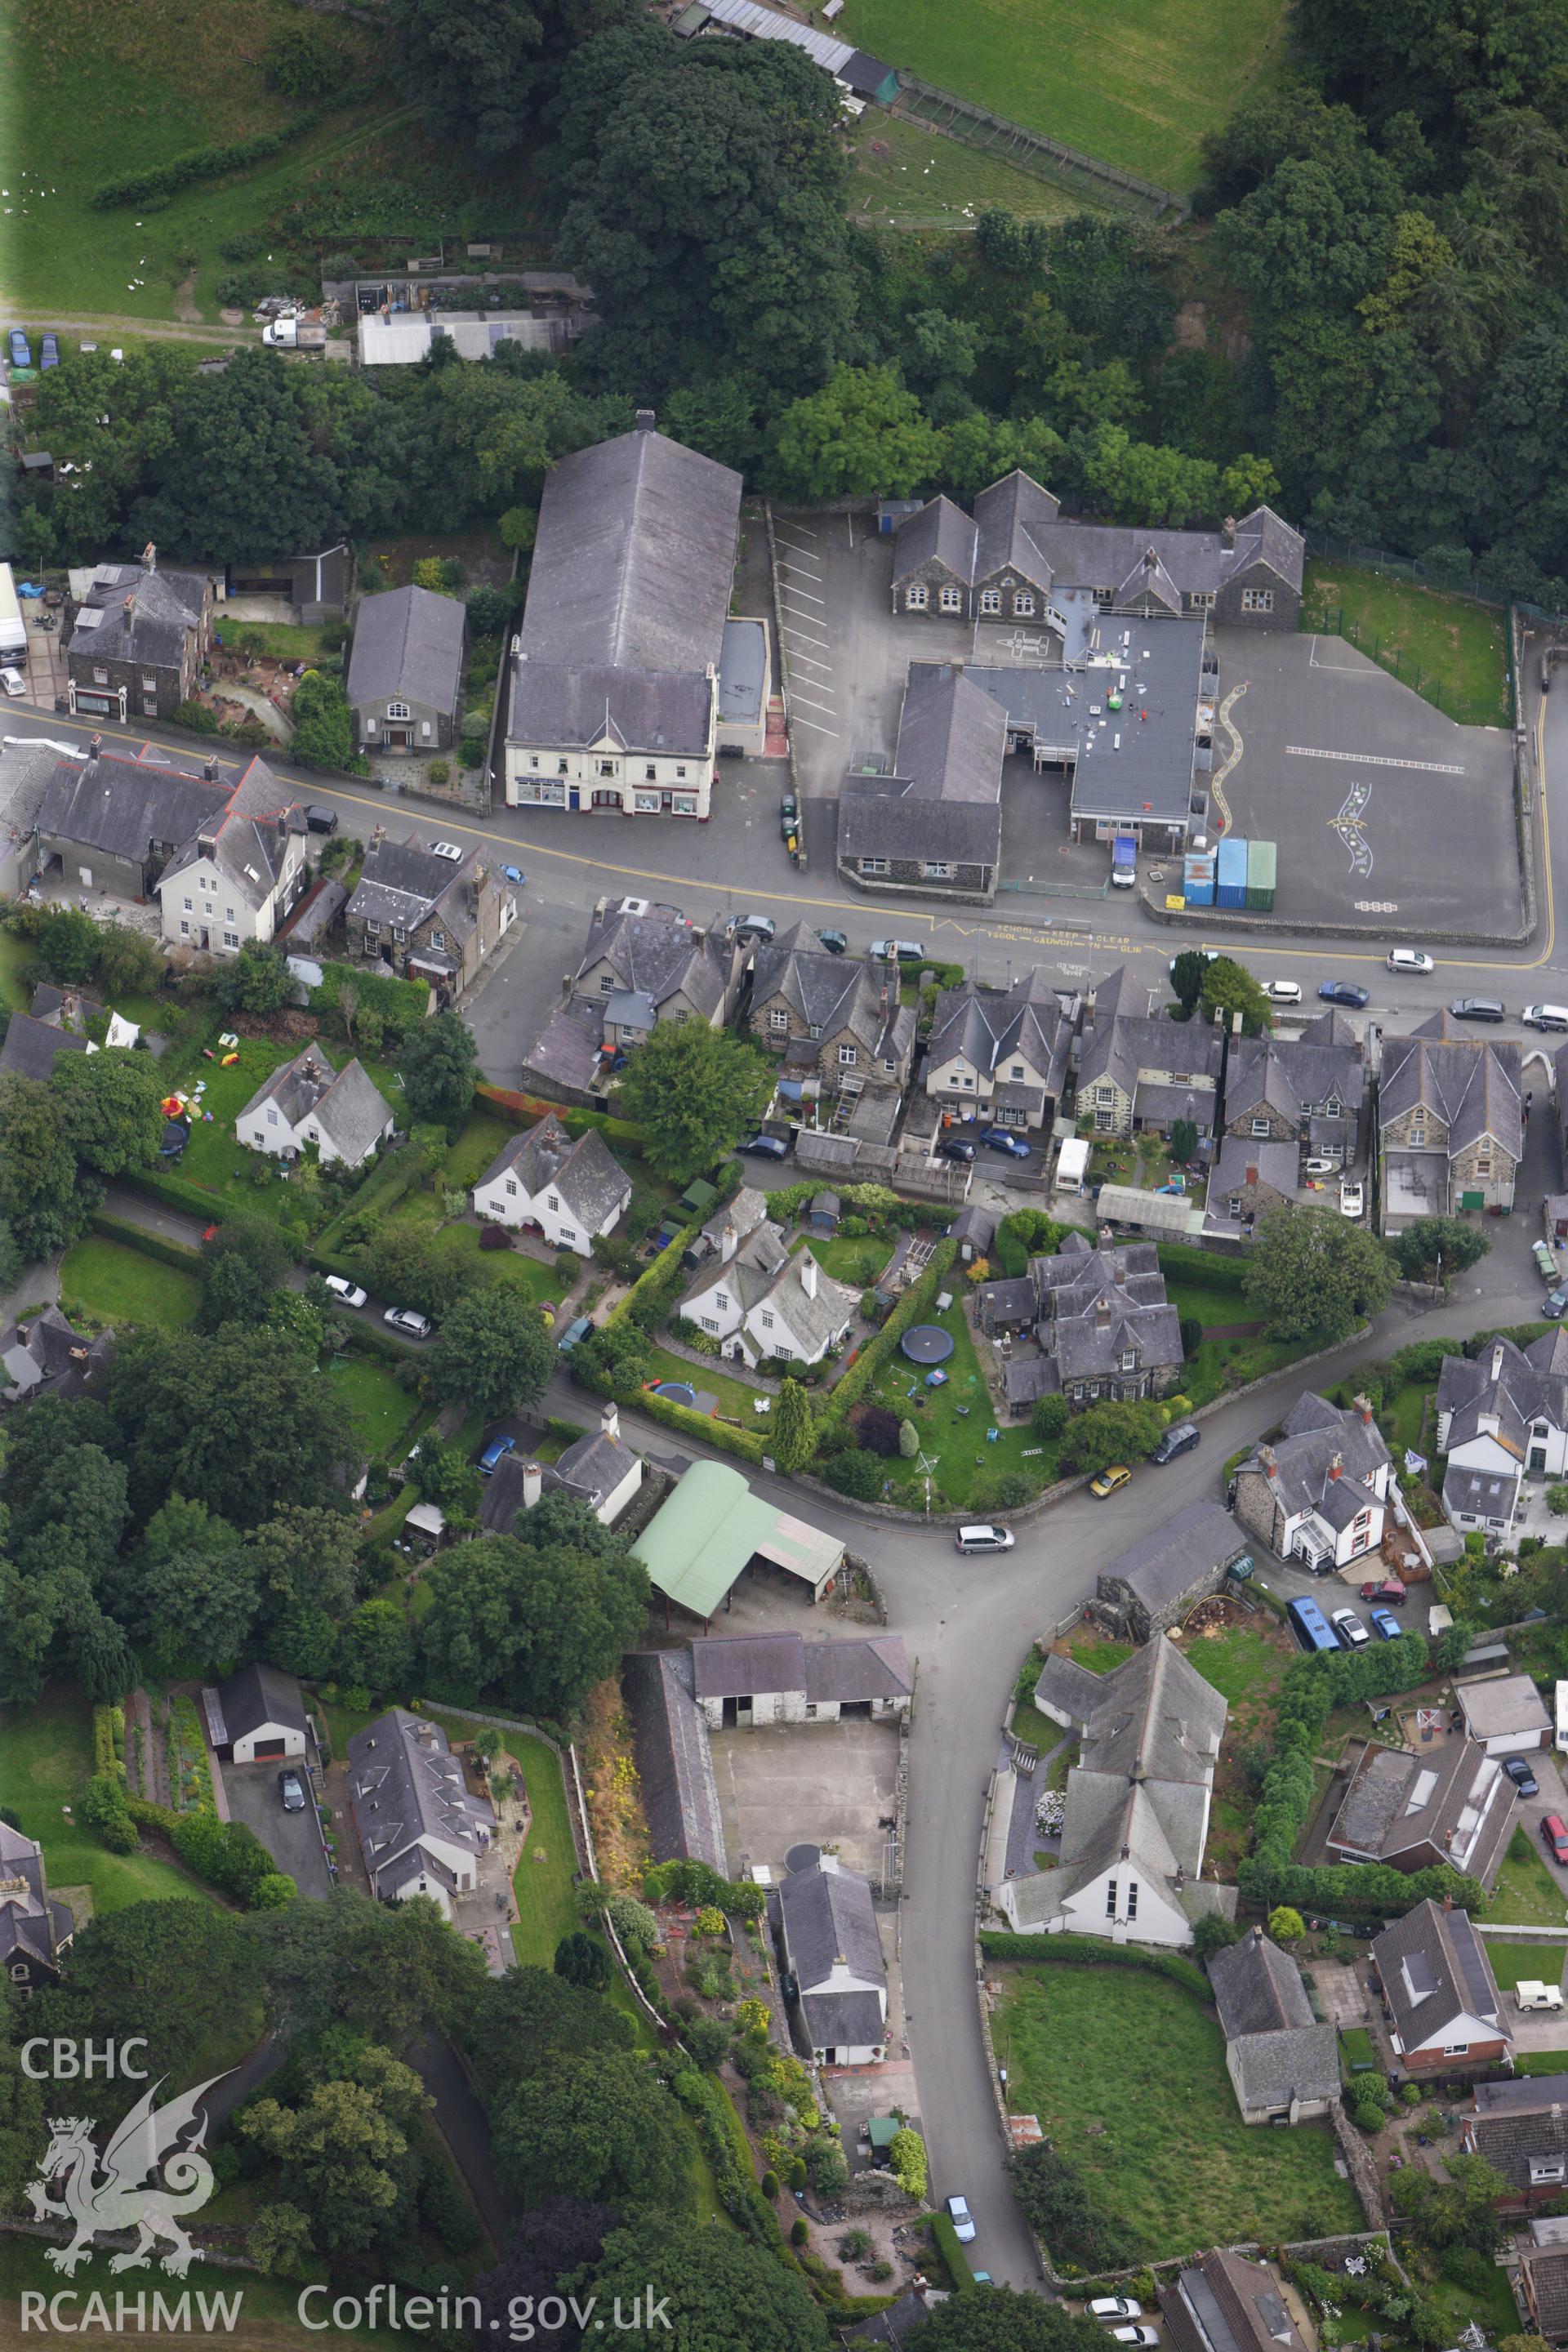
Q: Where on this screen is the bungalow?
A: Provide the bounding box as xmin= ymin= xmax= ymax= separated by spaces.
xmin=236 ymin=1046 xmax=393 ymax=1169
xmin=346 ymin=1708 xmax=496 ymax=1912
xmin=778 ymin=1855 xmax=888 ymax=2066
xmin=1161 ymin=2251 xmax=1316 ymax=2352
xmin=1326 ymin=1739 xmax=1514 ymax=1886
xmin=1231 ymin=1392 xmax=1392 ymax=1573
xmin=203 ymin=1664 xmax=308 ymax=1764
xmin=470 ymin=1113 xmax=631 ymax=1256
xmin=1207 ymin=1927 xmax=1340 ymax=2126
xmin=1463 ymin=2075 xmax=1568 ymax=2206
xmin=681 ymin=1213 xmax=858 ymax=1369
xmin=1370 ymin=1896 xmax=1510 ymax=2075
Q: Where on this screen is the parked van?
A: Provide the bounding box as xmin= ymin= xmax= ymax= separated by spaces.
xmin=1526 ymin=1005 xmax=1568 ymax=1031
xmin=1517 ymin=1981 xmax=1564 ymax=2013
xmin=1149 ymin=1421 xmax=1200 ymax=1466
xmin=1286 ymin=1596 xmax=1341 ymax=1655
xmin=956 ymin=1524 xmax=1015 ymax=1554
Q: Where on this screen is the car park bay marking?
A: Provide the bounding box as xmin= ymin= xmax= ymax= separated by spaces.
xmin=785 ymin=649 xmax=834 ymax=675
xmin=1286 ymin=744 xmax=1467 ymax=775
xmin=790 ymin=691 xmax=838 ymax=716
xmin=779 ymin=581 xmax=826 ymax=604
xmin=791 ymin=715 xmax=840 ymax=738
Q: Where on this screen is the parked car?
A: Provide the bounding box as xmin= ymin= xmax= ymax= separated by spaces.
xmin=1524 ymin=1004 xmax=1568 ymax=1031
xmin=1319 ymin=981 xmax=1370 ymax=1008
xmin=323 ymin=1275 xmax=368 ymax=1309
xmin=1089 ymin=2301 xmax=1143 ymax=2323
xmin=556 ymin=1315 xmax=593 ymax=1353
xmin=871 ymin=938 xmax=925 ymax=964
xmin=479 ymin=1436 xmax=517 ymax=1476
xmin=501 ymin=865 xmax=525 ymax=887
xmin=383 ymin=1306 xmax=433 ymax=1339
xmin=981 ymin=1127 xmax=1031 ymax=1158
xmin=738 ymin=1133 xmax=790 ymax=1159
xmin=1111 ymin=2331 xmax=1160 ymax=2347
xmin=0 ymin=667 xmax=24 ymax=699
xmin=955 ymin=1524 xmax=1014 ymax=1554
xmin=278 ymin=1769 xmax=307 ymax=1813
xmin=1369 ymin=1606 xmax=1403 ymax=1641
xmin=734 ymin=913 xmax=777 ymax=944
xmin=1541 ymin=1814 xmax=1568 ymax=1866
xmin=814 ymin=928 xmax=848 ymax=954
xmin=1263 ymin=979 xmax=1302 ymax=1003
xmin=1340 ymin=1179 xmax=1365 ymax=1219
xmin=946 ymin=2195 xmax=976 ymax=2244
xmin=1544 ymin=1287 xmax=1568 ymax=1321
xmin=1517 ymin=1980 xmax=1564 ymax=2012
xmin=7 ymin=329 xmax=32 ymax=370
xmin=39 ymin=332 xmax=59 ymax=371
xmin=937 ymin=1138 xmax=976 ymax=1163
xmin=1149 ymin=1421 xmax=1200 ymax=1466
xmin=1386 ymin=948 xmax=1434 ymax=973
xmin=305 ymin=805 xmax=339 ymax=834
xmin=1503 ymin=1754 xmax=1541 ymax=1797
xmin=1450 ymin=996 xmax=1506 ymax=1022
xmin=1089 ymin=1464 xmax=1132 ymax=1499
xmin=1360 ymin=1576 xmax=1407 ymax=1606
xmin=1331 ymin=1608 xmax=1370 ymax=1648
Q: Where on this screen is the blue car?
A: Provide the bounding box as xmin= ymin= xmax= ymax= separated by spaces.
xmin=39 ymin=332 xmax=59 ymax=370
xmin=1318 ymin=981 xmax=1370 ymax=1009
xmin=7 ymin=329 xmax=32 ymax=371
xmin=479 ymin=1435 xmax=516 ymax=1476
xmin=982 ymin=1127 xmax=1030 ymax=1158
xmin=501 ymin=865 xmax=525 ymax=886
xmin=1369 ymin=1606 xmax=1403 ymax=1641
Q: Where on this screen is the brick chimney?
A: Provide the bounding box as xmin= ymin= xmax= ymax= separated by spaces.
xmin=1245 ymin=1164 xmax=1259 ymax=1186
xmin=522 ymin=1462 xmax=543 ymax=1510
xmin=720 ymin=1221 xmax=737 ymax=1264
xmin=1328 ymin=1452 xmax=1343 ymax=1481
xmin=1354 ymin=1392 xmax=1374 ymax=1424
xmin=601 ymin=1401 xmax=620 ymax=1443
xmin=142 ymin=541 xmax=158 ymax=572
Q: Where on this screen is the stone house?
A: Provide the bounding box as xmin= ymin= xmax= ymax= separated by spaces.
xmin=2 ymin=1307 xmax=113 ymax=1404
xmin=1221 ymin=1014 xmax=1365 ymax=1164
xmin=65 ymin=551 xmax=211 ymax=723
xmin=836 ymin=666 xmax=1006 ymax=903
xmin=1231 ymin=1392 xmax=1391 ymax=1572
xmin=1076 ymin=964 xmax=1223 ymax=1138
xmin=978 ymin=1231 xmax=1184 ymax=1405
xmin=1205 ymin=1137 xmax=1299 ymax=1231
xmin=345 ymin=584 xmax=466 ymax=757
xmin=687 ymin=1632 xmax=911 ymax=1727
xmin=924 ymin=968 xmax=1073 ymax=1132
xmin=235 ymin=1045 xmax=394 ymax=1169
xmin=1207 ymin=1928 xmax=1340 ymax=2126
xmin=749 ymin=928 xmax=915 ymax=1097
xmin=1379 ymin=1010 xmax=1522 ymax=1229
xmin=0 ymin=1820 xmax=74 ymax=1996
xmin=1094 ymin=1501 xmax=1252 ymax=1641
xmin=1370 ymin=1896 xmax=1509 ymax=2075
xmin=345 ymin=830 xmax=515 ymax=994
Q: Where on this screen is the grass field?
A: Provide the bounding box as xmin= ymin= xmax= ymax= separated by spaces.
xmin=1165 ymin=1278 xmax=1258 ymax=1331
xmin=1303 ymin=564 xmax=1511 ymax=729
xmin=993 ymin=1962 xmax=1361 ymax=2256
xmin=0 ymin=1686 xmax=214 ymax=1915
xmin=1180 ymin=1623 xmax=1287 ymax=1706
xmin=325 ymin=1353 xmax=420 ymax=1456
xmin=1481 ymin=1940 xmax=1568 ymax=1990
xmin=58 ymin=1232 xmax=201 ymax=1328
xmin=832 ymin=0 xmax=1290 ymax=192
xmin=506 ymin=1732 xmax=580 ymax=1970
xmin=1487 ymin=1829 xmax=1568 ymax=1927
xmin=849 ymin=115 xmax=1086 ymax=229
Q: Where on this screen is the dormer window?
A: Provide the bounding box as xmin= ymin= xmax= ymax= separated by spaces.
xmin=1120 ymin=1348 xmax=1137 ymax=1371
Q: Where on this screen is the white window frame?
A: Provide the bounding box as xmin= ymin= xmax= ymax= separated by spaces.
xmin=861 ymin=857 xmax=890 ymax=876
xmin=905 ymin=585 xmax=928 ymax=612
xmin=922 ymin=861 xmax=954 ymax=881
xmin=387 ymin=701 xmax=411 ymax=722
xmin=838 ymin=1044 xmax=856 ymax=1067
xmin=978 ymin=589 xmax=1002 ymax=616
xmin=939 ymin=586 xmax=964 ymax=613
xmin=1241 ymin=588 xmax=1275 ymax=613
xmin=1013 ymin=592 xmax=1036 ymax=617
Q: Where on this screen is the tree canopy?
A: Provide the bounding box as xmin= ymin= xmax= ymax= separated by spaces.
xmin=617 ymin=1020 xmax=775 ymax=1182
xmin=426 ymin=1286 xmax=554 ymax=1421
xmin=418 ymin=1529 xmax=648 ymax=1717
xmin=1243 ymin=1204 xmax=1395 ymax=1342
xmin=399 ymin=1011 xmax=479 ymax=1127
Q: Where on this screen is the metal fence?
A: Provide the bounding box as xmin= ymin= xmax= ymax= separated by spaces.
xmin=890 ymin=75 xmax=1187 ymax=220
xmin=1306 ymin=532 xmax=1565 ymax=626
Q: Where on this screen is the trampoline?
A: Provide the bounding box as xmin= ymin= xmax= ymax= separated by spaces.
xmin=785 ymin=1842 xmax=822 ymax=1877
xmin=900 ymin=1325 xmax=955 ymax=1367
xmin=652 ymin=1379 xmax=699 ymax=1408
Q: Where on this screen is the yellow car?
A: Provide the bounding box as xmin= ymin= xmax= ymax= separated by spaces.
xmin=1089 ymin=1464 xmax=1132 ymax=1499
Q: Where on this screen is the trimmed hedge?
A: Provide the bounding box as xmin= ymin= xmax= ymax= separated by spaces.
xmin=607 ymin=1217 xmax=704 ymax=1332
xmin=92 ymin=1704 xmax=127 ymax=1784
xmin=89 ymin=1209 xmax=201 ymax=1274
xmin=120 ymin=1165 xmax=239 ymax=1224
xmin=931 ymin=2212 xmax=976 ymax=2292
xmin=1155 ymin=1242 xmax=1248 ymax=1291
xmin=634 ymin=1390 xmax=766 ymax=1463
xmin=978 ymin=1931 xmax=1214 ymax=2002
xmin=477 ymin=1081 xmax=645 ymax=1159
xmin=93 ymin=114 xmax=327 ymax=207
xmin=813 ymin=1240 xmax=957 ymax=1444
xmin=315 ymin=1142 xmax=434 ymax=1255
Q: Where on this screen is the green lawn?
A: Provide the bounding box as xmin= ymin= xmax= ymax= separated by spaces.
xmin=1303 ymin=563 xmax=1510 ymax=729
xmin=993 ymin=1962 xmax=1361 ymax=2257
xmin=0 ymin=931 xmax=33 ymax=1013
xmin=644 ymin=1344 xmax=768 ymax=1426
xmin=1339 ymin=2025 xmax=1374 ymax=2072
xmin=1184 ymin=1329 xmax=1297 ymax=1410
xmin=1514 ymin=2049 xmax=1568 ymax=2077
xmin=844 ymin=1289 xmax=1046 ymax=1508
xmin=833 ymin=0 xmax=1289 ymax=192
xmin=1181 ymin=1624 xmax=1288 ymax=1707
xmin=58 ymin=1232 xmax=200 ymax=1329
xmin=506 ymin=1733 xmax=581 ymax=1970
xmin=0 ymin=1686 xmax=217 ymax=1917
xmin=849 ymin=113 xmax=1088 ymax=229
xmin=217 ymin=621 xmax=333 ymax=664
xmin=1069 ymin=1637 xmax=1135 ymax=1674
xmin=1481 ymin=1940 xmax=1567 ymax=1990
xmin=1383 ymin=1379 xmax=1437 ymax=1457
xmin=1487 ymin=1829 xmax=1568 ymax=1927
xmin=326 ymin=1353 xmax=420 ymax=1457
xmin=167 ymin=1034 xmax=401 ymax=1221
xmin=1165 ymin=1279 xmax=1258 ymax=1332
xmin=803 ymin=1230 xmax=894 ymax=1287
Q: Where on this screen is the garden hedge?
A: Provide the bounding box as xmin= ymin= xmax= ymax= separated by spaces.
xmin=978 ymin=1931 xmax=1213 ymax=2002
xmin=87 ymin=1209 xmax=201 ymax=1275
xmin=931 ymin=2212 xmax=976 ymax=2292
xmin=812 ymin=1240 xmax=958 ymax=1444
xmin=1155 ymin=1243 xmax=1248 ymax=1291
xmin=92 ymin=114 xmax=327 ymax=207
xmin=122 ymin=1165 xmax=241 ymax=1225
xmin=634 ymin=1390 xmax=766 ymax=1463
xmin=476 ymin=1081 xmax=645 ymax=1158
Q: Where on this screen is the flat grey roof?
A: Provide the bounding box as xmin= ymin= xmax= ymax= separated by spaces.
xmin=719 ymin=618 xmax=766 ymax=723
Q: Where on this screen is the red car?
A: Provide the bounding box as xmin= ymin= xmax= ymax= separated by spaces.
xmin=1360 ymin=1577 xmax=1407 ymax=1606
xmin=1542 ymin=1815 xmax=1568 ymax=1868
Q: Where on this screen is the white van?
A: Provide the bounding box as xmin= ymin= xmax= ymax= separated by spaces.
xmin=955 ymin=1524 xmax=1015 ymax=1554
xmin=1526 ymin=1005 xmax=1568 ymax=1031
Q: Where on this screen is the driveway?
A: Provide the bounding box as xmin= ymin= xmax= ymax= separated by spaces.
xmin=219 ymin=1757 xmax=332 ymax=1900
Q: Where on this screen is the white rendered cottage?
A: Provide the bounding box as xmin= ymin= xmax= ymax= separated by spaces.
xmin=471 ymin=1113 xmax=632 ymax=1256
xmin=235 ymin=1047 xmax=393 ymax=1169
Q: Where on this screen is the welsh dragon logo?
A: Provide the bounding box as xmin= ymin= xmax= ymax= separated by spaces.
xmin=26 ymin=2073 xmax=230 ymax=2278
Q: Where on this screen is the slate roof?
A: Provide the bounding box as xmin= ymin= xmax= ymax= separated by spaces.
xmin=0 ymin=1819 xmax=70 ymax=1978
xmin=1 ymin=1305 xmax=113 ymax=1401
xmin=973 ymin=469 xmax=1060 ymax=588
xmin=346 ymin=831 xmax=489 ymax=941
xmin=523 ymin=1000 xmax=606 ymax=1090
xmin=1207 ymin=1137 xmax=1300 ymax=1209
xmin=688 ymin=1632 xmax=910 ymax=1704
xmin=1096 ymin=1502 xmax=1249 ymax=1618
xmin=1468 ymin=2074 xmax=1568 ymax=2194
xmin=681 ymin=1219 xmax=857 ymax=1353
xmin=346 ymin=585 xmax=465 ymax=716
xmin=1228 ymin=2025 xmax=1343 ymax=2114
xmin=893 ymin=481 xmax=1303 ymax=604
xmin=68 ymin=562 xmax=206 ymax=670
xmin=346 ymin=1708 xmax=497 ymax=1895
xmin=240 ymin=1046 xmax=391 ymax=1163
xmin=751 ymin=929 xmax=907 ymax=1062
xmin=890 ymin=492 xmax=977 ymax=588
xmin=37 ymin=747 xmax=231 ymax=866
xmin=475 ymin=1112 xmax=631 ymax=1233
xmin=927 ymin=968 xmax=1071 ymax=1097
xmin=0 ymin=1009 xmax=89 ymax=1080
xmin=1077 ymin=964 xmax=1224 ymax=1104
xmin=802 ymin=1988 xmax=886 ymax=2051
xmin=1237 ymin=1391 xmax=1390 ymax=1524
xmin=1224 ymin=1035 xmax=1365 ymax=1133
xmin=550 ymin=1421 xmax=640 ymax=1510
xmin=1371 ymin=1895 xmax=1505 ymax=2053
xmin=162 ymin=753 xmax=304 ymax=913
xmin=1209 ymin=1926 xmax=1316 ymax=2038
xmin=1437 ymin=1333 xmax=1568 ymax=1468
xmin=837 ymin=787 xmax=1002 ymax=870
xmin=947 ymin=1205 xmax=997 ymax=1254
xmin=1328 ymin=1739 xmax=1513 ymax=1878
xmin=1379 ymin=1013 xmax=1523 ymax=1160
xmin=778 ymin=1857 xmax=884 ymax=1993
xmin=1521 ymin=2247 xmax=1568 ymax=2338
xmin=894 ymin=664 xmax=1009 ymax=804
xmin=1163 ymin=2250 xmax=1312 ymax=2352
xmin=622 ymin=1650 xmax=728 ymax=1873
xmin=578 ymin=904 xmax=733 ymax=1022
xmin=212 ymin=1663 xmax=307 ymax=1745
xmin=510 ymin=662 xmax=714 ymax=757
xmin=1455 ymin=1673 xmax=1552 ymax=1743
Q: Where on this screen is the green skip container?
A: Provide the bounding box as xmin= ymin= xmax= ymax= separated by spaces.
xmin=1245 ymin=837 xmax=1276 ymax=912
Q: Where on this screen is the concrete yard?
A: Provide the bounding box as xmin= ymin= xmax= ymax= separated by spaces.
xmin=219 ymin=1757 xmax=332 ymax=1900
xmin=709 ymin=1716 xmax=901 ymax=1882
xmin=1215 ymin=630 xmax=1520 ymax=937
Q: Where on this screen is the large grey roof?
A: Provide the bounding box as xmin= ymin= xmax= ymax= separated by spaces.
xmin=38 ymin=749 xmax=230 ymax=862
xmin=1327 ymin=1738 xmax=1512 ymax=1878
xmin=1224 ymin=1035 xmax=1365 ymax=1130
xmin=688 ymin=1632 xmax=910 ymax=1704
xmin=213 ymin=1663 xmax=306 ymax=1744
xmin=519 ymin=425 xmax=741 ymax=678
xmin=1437 ymin=1332 xmax=1568 ymax=1467
xmin=1023 ymin=503 xmax=1303 ymax=601
xmin=345 ymin=585 xmax=466 ymax=715
xmin=1209 ymin=1927 xmax=1315 ymax=2038
xmin=68 ymin=562 xmax=206 ymax=670
xmin=346 ymin=831 xmax=487 ymax=938
xmin=837 ymin=787 xmax=1001 ymax=868
xmin=1379 ymin=1016 xmax=1523 ymax=1160
xmin=0 ymin=1010 xmax=89 ymax=1081
xmin=346 ymin=1708 xmax=497 ymax=1893
xmin=1039 ymin=1635 xmax=1227 ymax=1788
xmin=973 ymin=469 xmax=1060 ymax=587
xmin=622 ymin=1649 xmax=728 ymax=1874
xmin=1227 ymin=2025 xmax=1342 ymax=2113
xmin=751 ymin=928 xmax=902 ymax=1056
xmin=509 ymin=661 xmax=715 ymax=758
xmin=1240 ymin=1392 xmax=1390 ymax=1519
xmin=1372 ymin=1895 xmax=1503 ymax=2046
xmin=927 ymin=968 xmax=1071 ymax=1094
xmin=894 ymin=664 xmax=1008 ymax=804
xmin=476 ymin=1113 xmax=631 ymax=1231
xmin=890 ymin=493 xmax=977 ymax=587
xmin=779 ymin=1858 xmax=884 ymax=1994
xmin=1098 ymin=1502 xmax=1249 ymax=1616
xmin=241 ymin=1045 xmax=391 ymax=1162
xmin=0 ymin=1820 xmax=67 ymax=1977
xmin=578 ymin=905 xmax=731 ymax=1020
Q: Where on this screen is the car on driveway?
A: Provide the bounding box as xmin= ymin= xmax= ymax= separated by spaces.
xmin=324 ymin=1275 xmax=368 ymax=1309
xmin=937 ymin=1138 xmax=976 ymax=1163
xmin=1319 ymin=981 xmax=1370 ymax=1008
xmin=1542 ymin=1815 xmax=1568 ymax=1866
xmin=278 ymin=1768 xmax=307 ymax=1813
xmin=1450 ymin=996 xmax=1506 ymax=1022
xmin=981 ymin=1127 xmax=1030 ymax=1158
xmin=1546 ymin=1288 xmax=1568 ymax=1321
xmin=1340 ymin=1179 xmax=1365 ymax=1218
xmin=39 ymin=332 xmax=59 ymax=370
xmin=383 ymin=1306 xmax=433 ymax=1338
xmin=1361 ymin=1575 xmax=1407 ymax=1606
xmin=480 ymin=1436 xmax=516 ymax=1476
xmin=1331 ymin=1608 xmax=1370 ymax=1648
xmin=739 ymin=1133 xmax=790 ymax=1159
xmin=7 ymin=329 xmax=32 ymax=370
xmin=1111 ymin=2331 xmax=1160 ymax=2348
xmin=1089 ymin=2300 xmax=1143 ymax=2323
xmin=1370 ymin=1606 xmax=1403 ymax=1641
xmin=1387 ymin=948 xmax=1434 ymax=973
xmin=1503 ymin=1754 xmax=1541 ymax=1797
xmin=946 ymin=2195 xmax=976 ymax=2244
xmin=1089 ymin=1464 xmax=1132 ymax=1499
xmin=556 ymin=1315 xmax=593 ymax=1353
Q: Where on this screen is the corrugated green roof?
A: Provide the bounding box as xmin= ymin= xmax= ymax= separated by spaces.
xmin=631 ymin=1459 xmax=842 ymax=1619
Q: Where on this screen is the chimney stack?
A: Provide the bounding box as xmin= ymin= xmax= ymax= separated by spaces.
xmin=1222 ymin=516 xmax=1236 ymax=550
xmin=1443 ymin=1891 xmax=1454 ymax=1913
xmin=635 ymin=408 xmax=656 ymax=434
xmin=522 ymin=1462 xmax=543 ymax=1511
xmin=1491 ymin=1343 xmax=1504 ymax=1383
xmin=601 ymin=1401 xmax=620 ymax=1443
xmin=141 ymin=541 xmax=157 ymax=572
xmin=1355 ymin=1392 xmax=1374 ymax=1425
xmin=1245 ymin=1164 xmax=1258 ymax=1186
xmin=801 ymin=1254 xmax=819 ymax=1300
xmin=720 ymin=1221 xmax=737 ymax=1263
xmin=1328 ymin=1452 xmax=1343 ymax=1481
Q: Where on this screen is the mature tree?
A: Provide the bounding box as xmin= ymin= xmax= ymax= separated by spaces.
xmin=35 ymin=904 xmax=102 ymax=985
xmin=470 ymin=1963 xmax=634 ymax=2102
xmin=360 ymin=1226 xmax=474 ymax=1323
xmin=216 ymin=941 xmax=292 ymax=1015
xmin=0 ymin=1983 xmax=46 ymax=2223
xmin=197 ymin=1213 xmax=292 ymax=1334
xmin=617 ymin=1020 xmax=773 ymax=1182
xmin=1031 ymin=1392 xmax=1070 ymax=1443
xmin=334 ymin=1597 xmax=416 ymax=1696
xmin=385 ymin=0 xmax=638 ymax=156
xmin=0 ymin=1073 xmax=101 ymax=1260
xmin=1388 ymin=1216 xmax=1491 ymax=1285
xmin=245 ymin=2201 xmax=314 ymax=2279
xmin=400 ymin=1010 xmax=479 ymax=1126
xmin=265 ymin=1289 xmax=327 ymax=1359
xmin=772 ymin=366 xmax=942 ymax=501
xmin=1169 ymin=950 xmax=1210 ymax=1013
xmin=246 ymin=1505 xmax=359 ymax=1625
xmin=246 ymin=1889 xmax=488 ymax=2047
xmin=427 ymin=1287 xmax=553 ymax=1421
xmin=1244 ymin=1205 xmax=1394 ymax=1342
xmin=1199 ymin=954 xmax=1274 ymax=1036
xmin=410 ymin=1437 xmax=483 ymax=1525
xmin=554 ymin=1931 xmax=613 ymax=1992
xmin=572 ymin=1320 xmax=652 ymax=1402
xmin=1390 ymin=2151 xmax=1512 ymax=2254
xmin=769 ymin=1378 xmax=815 ymax=1473
xmin=1058 ymin=1398 xmax=1169 ymax=1475
xmin=52 ymin=1050 xmax=166 ymax=1176
xmin=470 ymin=2203 xmax=620 ymax=2352
xmin=1169 ymin=1117 xmax=1199 ymax=1165
xmin=586 ymin=2217 xmax=831 ymax=2350
xmin=288 ymin=673 xmax=355 ymax=772
xmin=1009 ymin=2144 xmax=1134 ymax=2270
xmin=490 ymin=2051 xmax=688 ymax=2209
xmin=27 ymin=1901 xmax=260 ymax=2113
xmin=107 ymin=1327 xmax=357 ymax=1526
xmin=129 ymin=1495 xmax=258 ymax=1669
xmin=916 ymin=2289 xmax=1119 ymax=2352
xmin=418 ymin=1531 xmax=648 ymax=1717
xmin=239 ymin=2041 xmax=430 ymax=2253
